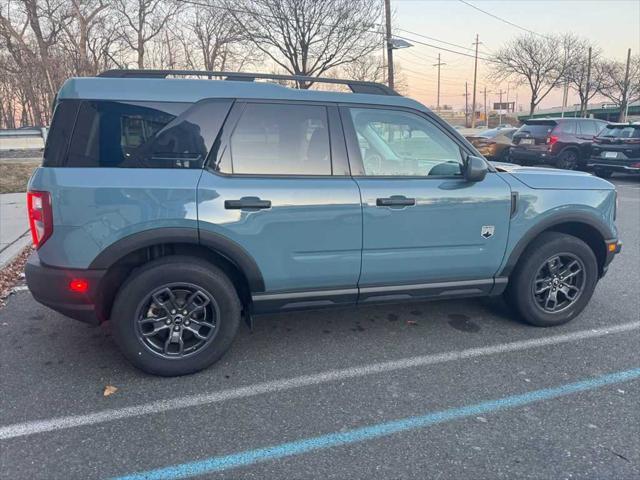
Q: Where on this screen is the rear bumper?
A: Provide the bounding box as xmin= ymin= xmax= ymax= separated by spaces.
xmin=25 ymin=253 xmax=106 ymax=325
xmin=586 ymin=158 xmax=640 ymax=173
xmin=510 ymin=148 xmax=554 ymax=164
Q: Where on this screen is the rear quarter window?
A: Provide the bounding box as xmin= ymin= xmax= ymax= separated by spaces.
xmin=42 ymin=100 xmax=80 ymax=167
xmin=64 ymin=100 xmax=231 ymax=168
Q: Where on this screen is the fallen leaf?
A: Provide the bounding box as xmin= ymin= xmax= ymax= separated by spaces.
xmin=103 ymin=385 xmax=118 ymax=397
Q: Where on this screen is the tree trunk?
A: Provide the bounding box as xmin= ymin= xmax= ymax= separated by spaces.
xmin=618 ymin=100 xmax=627 ymax=122
xmin=529 ymin=101 xmax=536 ymax=115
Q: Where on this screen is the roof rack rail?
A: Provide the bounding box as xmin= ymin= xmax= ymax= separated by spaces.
xmin=98 ymin=69 xmax=399 ymax=96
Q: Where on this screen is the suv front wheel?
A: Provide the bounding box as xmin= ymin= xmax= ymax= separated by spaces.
xmin=110 ymin=256 xmax=241 ymax=376
xmin=505 ymin=232 xmax=598 ymax=327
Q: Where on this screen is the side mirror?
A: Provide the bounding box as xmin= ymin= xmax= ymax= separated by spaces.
xmin=464 ymin=155 xmax=488 ymax=182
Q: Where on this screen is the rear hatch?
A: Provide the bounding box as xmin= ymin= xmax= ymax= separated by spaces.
xmin=591 ymin=124 xmax=640 ymax=162
xmin=512 ymin=120 xmax=557 ymax=151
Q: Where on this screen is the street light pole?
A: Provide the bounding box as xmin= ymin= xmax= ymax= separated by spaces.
xmin=384 ymin=0 xmax=394 ymax=90
xmin=433 ymin=53 xmax=446 ymax=112
xmin=471 ymin=34 xmax=481 ymax=128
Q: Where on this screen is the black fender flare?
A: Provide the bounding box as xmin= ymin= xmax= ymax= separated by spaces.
xmin=499 ymin=211 xmax=614 ymax=277
xmin=89 ymin=227 xmax=265 ymax=292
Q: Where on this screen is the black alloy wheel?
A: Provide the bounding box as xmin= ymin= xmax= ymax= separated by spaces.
xmin=135 ymin=284 xmax=219 ymax=358
xmin=532 ymin=254 xmax=585 ymax=313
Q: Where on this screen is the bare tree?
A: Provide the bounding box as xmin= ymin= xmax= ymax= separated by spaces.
xmin=491 ymin=33 xmax=581 ymax=115
xmin=565 ymin=41 xmax=608 ymax=117
xmin=60 ymin=0 xmax=109 ymax=76
xmin=598 ymin=52 xmax=640 ymax=122
xmin=114 ymin=0 xmax=179 ymax=68
xmin=223 ymin=0 xmax=382 ymax=88
xmin=186 ymin=5 xmax=258 ymax=71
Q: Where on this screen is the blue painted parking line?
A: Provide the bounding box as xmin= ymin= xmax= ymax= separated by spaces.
xmin=113 ymin=367 xmax=640 ymax=480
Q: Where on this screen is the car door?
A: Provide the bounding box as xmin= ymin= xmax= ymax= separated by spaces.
xmin=340 ymin=105 xmax=512 ymax=302
xmin=198 ymin=101 xmax=362 ymax=311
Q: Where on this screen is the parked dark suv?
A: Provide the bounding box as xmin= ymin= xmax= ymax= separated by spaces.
xmin=588 ymin=123 xmax=640 ymax=178
xmin=510 ymin=118 xmax=607 ymax=169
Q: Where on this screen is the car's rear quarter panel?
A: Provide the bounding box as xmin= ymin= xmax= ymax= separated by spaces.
xmin=29 ymin=167 xmax=201 ymax=268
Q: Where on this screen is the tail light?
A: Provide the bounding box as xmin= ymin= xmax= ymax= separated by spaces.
xmin=27 ymin=191 xmax=53 ymax=249
xmin=546 ymin=135 xmax=558 ymax=146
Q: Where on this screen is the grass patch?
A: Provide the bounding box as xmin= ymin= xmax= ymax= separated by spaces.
xmin=0 ymin=161 xmax=40 ymax=194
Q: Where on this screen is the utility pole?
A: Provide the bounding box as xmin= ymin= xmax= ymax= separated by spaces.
xmin=464 ymin=82 xmax=469 ymax=127
xmin=561 ymin=82 xmax=569 ymax=118
xmin=433 ymin=53 xmax=446 ymax=112
xmin=497 ymin=88 xmax=507 ymax=125
xmin=384 ymin=0 xmax=394 ymax=90
xmin=471 ymin=34 xmax=481 ymax=128
xmin=621 ymin=48 xmax=632 ymax=122
xmin=584 ymin=46 xmax=592 ymax=117
xmin=483 ymin=86 xmax=487 ymax=127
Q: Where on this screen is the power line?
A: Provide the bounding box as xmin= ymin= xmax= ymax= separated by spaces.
xmin=394 ymin=33 xmax=494 ymax=62
xmin=457 ymin=0 xmax=548 ymax=39
xmin=395 ymin=27 xmax=478 ymax=54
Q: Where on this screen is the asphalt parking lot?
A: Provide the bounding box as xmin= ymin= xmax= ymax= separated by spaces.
xmin=1 ymin=176 xmax=639 ymax=480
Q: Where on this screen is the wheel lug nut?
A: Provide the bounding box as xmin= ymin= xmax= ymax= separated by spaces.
xmin=171 ymin=310 xmax=176 ymax=314
xmin=174 ymin=326 xmax=180 ymax=331
xmin=185 ymin=320 xmax=190 ymax=326
xmin=165 ymin=319 xmax=171 ymax=325
xmin=182 ymin=310 xmax=187 ymax=315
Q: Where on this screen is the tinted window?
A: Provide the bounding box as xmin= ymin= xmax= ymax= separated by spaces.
xmin=228 ymin=103 xmax=331 ymax=175
xmin=43 ymin=100 xmax=79 ymax=167
xmin=66 ymin=101 xmax=212 ymax=168
xmin=577 ymin=121 xmax=598 ymax=136
xmin=518 ymin=122 xmax=555 ymax=137
xmin=557 ymin=120 xmax=576 ymax=134
xmin=349 ymin=108 xmax=463 ymax=177
xmin=601 ymin=126 xmax=640 ymax=138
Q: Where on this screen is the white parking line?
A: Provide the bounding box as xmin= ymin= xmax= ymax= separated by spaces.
xmin=1 ymin=321 xmax=639 ymax=441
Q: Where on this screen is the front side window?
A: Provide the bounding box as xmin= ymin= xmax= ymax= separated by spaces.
xmin=66 ymin=101 xmax=209 ymax=168
xmin=349 ymin=108 xmax=463 ymax=176
xmin=227 ymin=103 xmax=331 ymax=175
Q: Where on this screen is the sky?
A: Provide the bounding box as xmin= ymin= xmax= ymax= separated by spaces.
xmin=389 ymin=0 xmax=640 ymax=112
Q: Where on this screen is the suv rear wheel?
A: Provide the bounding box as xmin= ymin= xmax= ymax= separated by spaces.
xmin=505 ymin=232 xmax=598 ymax=327
xmin=110 ymin=256 xmax=241 ymax=376
xmin=556 ymin=149 xmax=579 ymax=170
xmin=593 ymin=168 xmax=613 ymax=179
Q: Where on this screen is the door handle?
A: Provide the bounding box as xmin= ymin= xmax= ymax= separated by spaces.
xmin=224 ymin=197 xmax=272 ymax=210
xmin=376 ymin=196 xmax=416 ymax=207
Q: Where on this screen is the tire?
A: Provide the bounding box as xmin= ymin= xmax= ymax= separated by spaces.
xmin=556 ymin=149 xmax=579 ymax=170
xmin=110 ymin=256 xmax=241 ymax=376
xmin=504 ymin=232 xmax=598 ymax=327
xmin=594 ymin=168 xmax=613 ymax=179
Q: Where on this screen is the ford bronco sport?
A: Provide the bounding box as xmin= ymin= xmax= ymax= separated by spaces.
xmin=26 ymin=70 xmax=621 ymax=376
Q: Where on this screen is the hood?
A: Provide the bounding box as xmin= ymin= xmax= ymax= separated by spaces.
xmin=491 ymin=162 xmax=615 ymax=190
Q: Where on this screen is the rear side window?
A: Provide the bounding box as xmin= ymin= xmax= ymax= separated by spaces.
xmin=557 ymin=120 xmax=576 ymax=134
xmin=226 ymin=103 xmax=331 ymax=175
xmin=66 ymin=100 xmax=224 ymax=168
xmin=42 ymin=100 xmax=80 ymax=167
xmin=577 ymin=121 xmax=598 ymax=136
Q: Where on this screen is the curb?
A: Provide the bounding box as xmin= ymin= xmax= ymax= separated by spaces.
xmin=0 ymin=231 xmax=31 ymax=270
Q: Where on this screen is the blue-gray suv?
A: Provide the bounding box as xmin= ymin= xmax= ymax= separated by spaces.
xmin=25 ymin=70 xmax=621 ymax=376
